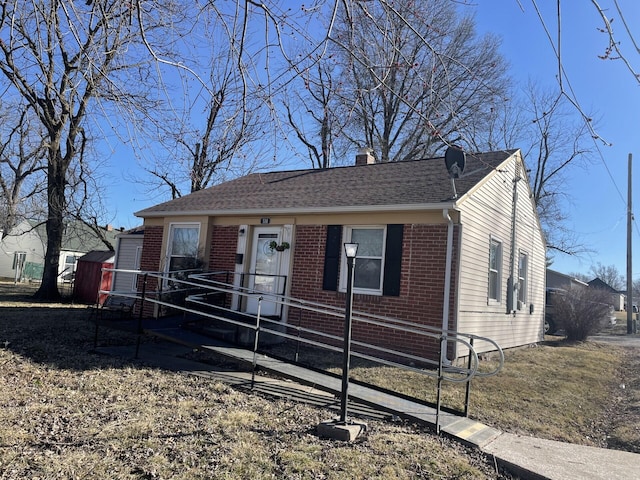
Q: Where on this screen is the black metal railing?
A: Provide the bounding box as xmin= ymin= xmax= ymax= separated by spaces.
xmin=98 ymin=268 xmax=504 ymax=433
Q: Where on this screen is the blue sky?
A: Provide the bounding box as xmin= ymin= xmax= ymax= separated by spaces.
xmin=105 ymin=1 xmax=640 ymax=281
xmin=468 ymin=1 xmax=640 ymax=280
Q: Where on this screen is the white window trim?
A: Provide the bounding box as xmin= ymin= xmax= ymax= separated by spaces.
xmin=165 ymin=222 xmax=201 ymax=274
xmin=488 ymin=236 xmax=503 ymax=304
xmin=517 ymin=250 xmax=528 ymax=310
xmin=339 ymin=225 xmax=387 ymax=296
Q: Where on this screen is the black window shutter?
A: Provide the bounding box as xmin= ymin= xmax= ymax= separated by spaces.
xmin=383 ymin=224 xmax=403 ymax=296
xmin=322 ymin=225 xmax=342 ymax=291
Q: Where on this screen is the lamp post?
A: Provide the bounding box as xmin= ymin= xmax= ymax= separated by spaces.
xmin=340 ymin=242 xmax=358 ymax=424
xmin=316 ymin=241 xmax=366 ymax=441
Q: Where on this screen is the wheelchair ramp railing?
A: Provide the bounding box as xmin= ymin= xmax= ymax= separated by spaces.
xmin=99 ymin=268 xmax=504 ymax=433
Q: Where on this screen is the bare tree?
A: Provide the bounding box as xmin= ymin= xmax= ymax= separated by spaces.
xmin=283 ymin=62 xmax=346 ymax=169
xmin=147 ymin=76 xmax=264 ymax=199
xmin=138 ymin=5 xmax=269 ymax=199
xmin=327 ymin=1 xmax=510 ymax=162
xmin=470 ymin=80 xmax=596 ymax=256
xmin=522 ymin=84 xmax=596 ymax=256
xmin=590 ymin=262 xmax=625 ymax=290
xmin=0 ymin=1 xmax=177 ymax=299
xmin=65 ymin=154 xmax=116 ymax=251
xmin=243 ymin=1 xmax=511 ymax=169
xmin=0 ymin=102 xmax=47 ymax=236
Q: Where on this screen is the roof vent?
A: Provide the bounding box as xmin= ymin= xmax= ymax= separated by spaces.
xmin=356 ymin=147 xmax=375 ymax=166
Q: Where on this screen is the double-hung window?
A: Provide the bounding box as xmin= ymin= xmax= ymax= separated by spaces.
xmin=167 ymin=224 xmax=200 ymax=272
xmin=488 ymin=238 xmax=502 ymax=303
xmin=517 ymin=252 xmax=528 ymax=309
xmin=341 ymin=226 xmax=386 ymax=294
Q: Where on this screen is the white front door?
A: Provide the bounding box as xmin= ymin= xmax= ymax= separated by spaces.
xmin=246 ymin=228 xmax=285 ymax=317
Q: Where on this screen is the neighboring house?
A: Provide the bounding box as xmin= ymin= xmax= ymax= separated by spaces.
xmin=111 ymin=226 xmax=144 ymax=294
xmin=0 ymin=219 xmax=118 ymax=283
xmin=134 ymin=148 xmax=546 ymax=361
xmin=546 ymin=269 xmax=588 ymax=291
xmin=588 ymin=277 xmax=625 ymax=311
xmin=544 ymin=269 xmax=590 ymax=334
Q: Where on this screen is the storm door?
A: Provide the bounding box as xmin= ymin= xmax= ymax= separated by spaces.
xmin=245 ymin=228 xmax=285 ymax=317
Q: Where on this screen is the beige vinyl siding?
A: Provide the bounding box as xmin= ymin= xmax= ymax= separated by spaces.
xmin=456 ymin=153 xmax=546 ymax=356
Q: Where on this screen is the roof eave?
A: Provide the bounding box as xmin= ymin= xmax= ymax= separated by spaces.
xmin=135 ymin=202 xmax=459 ymax=219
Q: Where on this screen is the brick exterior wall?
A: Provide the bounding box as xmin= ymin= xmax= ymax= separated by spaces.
xmin=136 ymin=221 xmax=459 ymax=362
xmin=208 ymin=226 xmax=238 ymax=309
xmin=137 ymin=225 xmax=164 ymax=318
xmin=208 ymin=225 xmax=238 ymax=272
xmin=135 ymin=224 xmax=240 ymax=318
xmin=289 ymin=224 xmax=459 ymax=362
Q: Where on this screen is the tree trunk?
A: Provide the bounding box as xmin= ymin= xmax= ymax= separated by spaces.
xmin=34 ymin=160 xmax=66 ymax=301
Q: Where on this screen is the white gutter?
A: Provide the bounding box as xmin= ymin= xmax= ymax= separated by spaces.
xmin=441 ymin=208 xmax=454 ymax=364
xmin=135 ymin=202 xmax=458 ymax=219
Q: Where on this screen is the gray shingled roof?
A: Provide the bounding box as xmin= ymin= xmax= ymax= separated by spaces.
xmin=31 ymin=220 xmax=118 ymax=252
xmin=136 ymin=150 xmax=517 ymax=217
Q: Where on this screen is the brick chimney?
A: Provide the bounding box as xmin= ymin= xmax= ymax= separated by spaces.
xmin=355 ymin=147 xmax=375 ymax=166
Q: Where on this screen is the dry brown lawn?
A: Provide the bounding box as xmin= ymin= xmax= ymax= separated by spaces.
xmin=341 ymin=339 xmax=636 ymax=448
xmin=1 ymin=281 xmax=639 ymax=479
xmin=0 ymin=282 xmax=511 ymax=480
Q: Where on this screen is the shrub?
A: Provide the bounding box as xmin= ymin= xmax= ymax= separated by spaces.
xmin=552 ymin=285 xmax=613 ymax=341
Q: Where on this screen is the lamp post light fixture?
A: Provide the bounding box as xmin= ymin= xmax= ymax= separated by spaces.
xmin=316 ymin=242 xmax=367 ymax=441
xmin=344 ymin=242 xmax=359 ymax=260
xmin=340 ymin=242 xmax=358 ymax=424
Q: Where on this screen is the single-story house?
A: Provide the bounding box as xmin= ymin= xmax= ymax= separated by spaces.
xmin=134 ymin=148 xmax=546 ymax=362
xmin=544 ymin=269 xmax=590 ymax=334
xmin=0 ymin=219 xmax=118 ymax=283
xmin=588 ymin=277 xmax=626 ymax=311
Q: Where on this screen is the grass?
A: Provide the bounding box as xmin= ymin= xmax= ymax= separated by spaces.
xmin=347 ymin=335 xmax=638 ymax=450
xmin=0 ymin=282 xmax=510 ymax=480
xmin=266 ymin=320 xmax=640 ymax=451
xmin=0 ymin=281 xmax=639 ymax=479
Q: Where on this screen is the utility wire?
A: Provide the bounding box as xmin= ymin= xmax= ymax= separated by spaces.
xmin=528 ymin=0 xmax=640 ymax=251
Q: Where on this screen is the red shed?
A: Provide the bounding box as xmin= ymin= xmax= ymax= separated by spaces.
xmin=73 ymin=250 xmax=115 ymax=304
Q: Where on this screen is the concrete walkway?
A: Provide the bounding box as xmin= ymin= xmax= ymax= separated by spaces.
xmin=94 ymin=325 xmax=640 ymax=480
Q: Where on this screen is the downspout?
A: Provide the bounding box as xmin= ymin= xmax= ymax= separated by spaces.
xmin=442 ymin=208 xmax=454 ymax=364
xmin=507 ymin=171 xmax=521 ymax=314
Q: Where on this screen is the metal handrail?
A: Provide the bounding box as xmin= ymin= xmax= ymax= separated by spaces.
xmin=190 ymin=271 xmax=503 ymax=367
xmin=103 ymin=268 xmax=504 ymax=377
xmin=184 ymin=291 xmax=480 ymax=382
xmin=99 ymin=268 xmax=505 ymax=428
